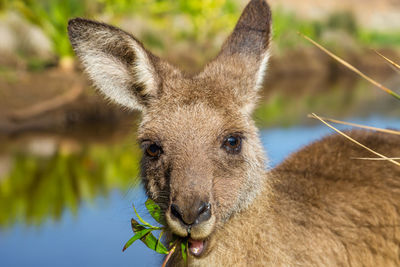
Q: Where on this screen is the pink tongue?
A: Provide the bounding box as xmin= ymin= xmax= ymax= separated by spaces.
xmin=188 ymin=238 xmax=204 ymax=256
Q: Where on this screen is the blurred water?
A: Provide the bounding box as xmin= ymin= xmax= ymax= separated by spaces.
xmin=0 ymin=116 xmax=399 ymax=267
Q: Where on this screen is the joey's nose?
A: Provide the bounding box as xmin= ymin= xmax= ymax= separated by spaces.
xmin=170 ymin=202 xmax=211 ymax=225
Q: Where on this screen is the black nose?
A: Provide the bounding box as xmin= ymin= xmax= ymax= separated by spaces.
xmin=170 ymin=201 xmax=211 ymax=225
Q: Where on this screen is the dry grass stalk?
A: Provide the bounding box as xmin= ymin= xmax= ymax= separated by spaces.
xmin=374 ymin=50 xmax=400 ymax=73
xmin=162 ymin=243 xmax=177 ymax=267
xmin=307 ymin=115 xmax=400 ymax=136
xmin=309 ymin=113 xmax=400 ymax=167
xmin=351 ymin=157 xmax=400 ymax=161
xmin=299 ymin=33 xmax=400 ymax=101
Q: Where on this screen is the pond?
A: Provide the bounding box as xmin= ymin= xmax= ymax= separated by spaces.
xmin=0 ymin=116 xmax=399 ymax=267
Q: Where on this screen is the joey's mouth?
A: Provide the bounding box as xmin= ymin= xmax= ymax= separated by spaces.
xmin=188 ymin=237 xmax=208 ymax=257
xmin=165 ymin=207 xmax=216 ymax=258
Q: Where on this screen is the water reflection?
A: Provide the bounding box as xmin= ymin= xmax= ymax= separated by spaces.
xmin=256 ymin=76 xmax=400 ymax=127
xmin=0 ymin=116 xmax=399 ymax=266
xmin=0 ymin=135 xmax=141 ymax=228
xmin=1 ymin=116 xmax=399 ymax=229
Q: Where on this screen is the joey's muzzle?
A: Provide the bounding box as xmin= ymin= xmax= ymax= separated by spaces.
xmin=170 ymin=201 xmax=211 ymax=226
xmin=166 ymin=196 xmax=216 ymax=240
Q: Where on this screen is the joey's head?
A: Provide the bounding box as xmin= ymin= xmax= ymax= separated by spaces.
xmin=68 ymin=0 xmax=271 ymax=258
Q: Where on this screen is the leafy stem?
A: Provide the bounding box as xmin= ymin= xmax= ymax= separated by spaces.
xmin=122 ymin=200 xmax=188 ymax=266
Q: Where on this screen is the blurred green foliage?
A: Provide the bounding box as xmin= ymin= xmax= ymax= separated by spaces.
xmin=7 ymin=0 xmax=240 ymax=60
xmin=0 ymin=140 xmax=141 ymax=228
xmin=2 ymin=0 xmax=399 ymax=64
xmin=358 ymin=30 xmax=400 ymax=47
xmin=101 ymin=0 xmax=239 ymax=41
xmin=0 ymin=0 xmax=7 ymax=10
xmin=326 ymin=11 xmax=357 ymax=33
xmin=12 ymin=0 xmax=88 ymax=58
xmin=273 ymin=9 xmax=400 ymax=50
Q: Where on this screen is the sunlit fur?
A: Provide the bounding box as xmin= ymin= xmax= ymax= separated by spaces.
xmin=138 ymin=102 xmax=266 ymax=241
xmin=68 ymin=0 xmax=400 ymax=266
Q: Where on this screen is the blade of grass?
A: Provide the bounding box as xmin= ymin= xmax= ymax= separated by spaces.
xmin=309 ymin=113 xmax=400 ymax=167
xmin=299 ymin=33 xmax=400 ymax=101
xmin=351 ymin=157 xmax=400 ymax=161
xmin=374 ymin=50 xmax=400 ymax=73
xmin=307 ymin=115 xmax=400 ymax=136
xmin=133 ymin=204 xmax=153 ymax=228
xmin=181 ymin=239 xmax=188 ymax=265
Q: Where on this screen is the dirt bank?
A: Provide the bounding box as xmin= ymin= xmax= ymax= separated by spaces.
xmin=1 ymin=47 xmax=399 ymax=137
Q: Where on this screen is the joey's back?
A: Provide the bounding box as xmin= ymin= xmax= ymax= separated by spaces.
xmin=269 ymin=130 xmax=400 ymax=266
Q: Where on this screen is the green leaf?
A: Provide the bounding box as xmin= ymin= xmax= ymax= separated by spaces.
xmin=140 ymin=232 xmax=169 ymax=254
xmin=133 ymin=203 xmax=153 ymax=228
xmin=156 ymin=230 xmax=164 ymax=252
xmin=181 ymin=239 xmax=188 ymax=264
xmin=131 ymin=218 xmax=147 ymax=233
xmin=145 ymin=198 xmax=166 ymax=225
xmin=122 ymin=228 xmax=152 ymax=252
xmin=124 ymin=202 xmax=169 ymax=255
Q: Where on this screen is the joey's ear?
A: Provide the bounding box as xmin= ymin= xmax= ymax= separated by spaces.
xmin=68 ymin=18 xmax=160 ymax=110
xmin=200 ymin=0 xmax=272 ymax=113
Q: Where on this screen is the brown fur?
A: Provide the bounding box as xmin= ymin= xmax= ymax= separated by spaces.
xmin=67 ymin=0 xmax=400 ymax=266
xmin=190 ymin=130 xmax=400 ymax=266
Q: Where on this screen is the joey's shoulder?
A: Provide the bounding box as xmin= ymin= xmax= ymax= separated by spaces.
xmin=268 ymin=129 xmax=400 ymax=204
xmin=273 ymin=129 xmax=399 ymax=174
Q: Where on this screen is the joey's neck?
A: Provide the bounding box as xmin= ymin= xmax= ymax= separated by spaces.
xmin=230 ymin=168 xmax=270 ymax=218
xmin=230 ymin=170 xmax=273 ymax=221
xmin=213 ymin=171 xmax=274 ymax=239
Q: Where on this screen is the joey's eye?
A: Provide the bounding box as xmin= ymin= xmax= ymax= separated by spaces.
xmin=146 ymin=143 xmax=162 ymax=158
xmin=222 ymin=134 xmax=242 ymax=154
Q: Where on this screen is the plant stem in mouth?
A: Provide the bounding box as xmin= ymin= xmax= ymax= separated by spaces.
xmin=162 ymin=242 xmax=177 ymax=267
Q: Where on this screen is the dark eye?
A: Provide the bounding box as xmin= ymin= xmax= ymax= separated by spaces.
xmin=222 ymin=134 xmax=242 ymax=154
xmin=146 ymin=143 xmax=162 ymax=158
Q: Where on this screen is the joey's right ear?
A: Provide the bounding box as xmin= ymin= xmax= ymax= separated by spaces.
xmin=68 ymin=18 xmax=161 ymax=111
xmin=199 ymin=0 xmax=272 ymax=114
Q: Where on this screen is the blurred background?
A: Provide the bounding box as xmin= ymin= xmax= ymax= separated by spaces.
xmin=0 ymin=0 xmax=399 ymax=266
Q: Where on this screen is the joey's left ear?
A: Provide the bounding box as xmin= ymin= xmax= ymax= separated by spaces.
xmin=200 ymin=0 xmax=272 ymax=114
xmin=68 ymin=18 xmax=164 ymax=111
